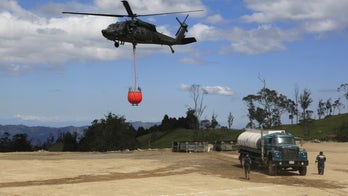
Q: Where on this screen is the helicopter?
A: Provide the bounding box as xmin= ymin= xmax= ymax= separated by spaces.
xmin=62 ymin=0 xmax=202 ymax=53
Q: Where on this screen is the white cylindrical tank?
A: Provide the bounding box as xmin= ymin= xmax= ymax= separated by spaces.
xmin=237 ymin=129 xmax=283 ymax=149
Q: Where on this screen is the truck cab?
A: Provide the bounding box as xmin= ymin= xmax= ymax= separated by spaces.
xmin=264 ymin=132 xmax=308 ymax=175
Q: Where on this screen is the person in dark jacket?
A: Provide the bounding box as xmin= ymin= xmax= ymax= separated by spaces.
xmin=315 ymin=151 xmax=326 ymax=175
xmin=243 ymin=154 xmax=252 ymax=180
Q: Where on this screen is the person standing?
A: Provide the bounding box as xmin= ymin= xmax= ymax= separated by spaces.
xmin=315 ymin=151 xmax=326 ymax=175
xmin=243 ymin=154 xmax=252 ymax=180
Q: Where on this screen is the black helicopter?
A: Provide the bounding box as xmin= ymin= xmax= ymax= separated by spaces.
xmin=63 ymin=0 xmax=202 ymax=53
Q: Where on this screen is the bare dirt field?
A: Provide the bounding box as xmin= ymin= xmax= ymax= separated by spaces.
xmin=0 ymin=142 xmax=347 ymax=196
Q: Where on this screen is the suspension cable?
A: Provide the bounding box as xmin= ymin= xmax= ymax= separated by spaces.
xmin=133 ymin=44 xmax=137 ymax=91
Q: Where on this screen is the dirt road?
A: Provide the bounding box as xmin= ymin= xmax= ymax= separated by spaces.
xmin=0 ymin=142 xmax=347 ymax=195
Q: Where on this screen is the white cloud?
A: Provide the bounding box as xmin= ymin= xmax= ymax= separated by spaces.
xmin=180 ymin=84 xmax=192 ymax=91
xmin=206 ymin=14 xmax=225 ymax=24
xmin=186 ymin=0 xmax=347 ymax=55
xmin=242 ymin=0 xmax=348 ymax=33
xmin=303 ymin=19 xmax=339 ymax=33
xmin=179 ymin=51 xmax=205 ymax=65
xmin=3 ymin=0 xmax=348 ymax=71
xmin=189 ymin=23 xmax=223 ymax=41
xmin=0 ymin=1 xmax=122 ymax=75
xmin=228 ymin=25 xmax=300 ymax=55
xmin=180 ymin=84 xmax=234 ymax=96
xmin=94 ymin=0 xmax=206 ymax=15
xmin=14 ymin=114 xmax=59 ymax=122
xmin=190 ymin=22 xmax=300 ymax=55
xmin=12 ymin=114 xmax=89 ymax=126
xmin=201 ymin=86 xmax=234 ymax=96
xmin=0 ymin=0 xmax=206 ymax=75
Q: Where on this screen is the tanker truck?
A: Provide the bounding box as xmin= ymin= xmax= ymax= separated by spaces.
xmin=237 ymin=129 xmax=308 ymax=176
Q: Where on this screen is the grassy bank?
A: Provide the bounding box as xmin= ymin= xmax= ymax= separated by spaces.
xmin=137 ymin=113 xmax=348 ymax=148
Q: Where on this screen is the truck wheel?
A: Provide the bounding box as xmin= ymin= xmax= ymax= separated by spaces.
xmin=299 ymin=166 xmax=307 ymax=176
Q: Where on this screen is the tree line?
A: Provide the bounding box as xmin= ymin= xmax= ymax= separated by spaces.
xmin=243 ymin=83 xmax=348 ymax=129
xmin=1 ymin=83 xmax=347 ymax=152
xmin=0 ymin=132 xmax=32 ymax=152
xmin=0 ymin=110 xmax=199 ymax=152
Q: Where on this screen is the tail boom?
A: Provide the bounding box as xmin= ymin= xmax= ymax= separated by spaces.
xmin=180 ymin=37 xmax=196 ymax=45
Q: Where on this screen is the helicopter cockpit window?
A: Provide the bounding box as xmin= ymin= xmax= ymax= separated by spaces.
xmin=108 ymin=23 xmax=121 ymax=30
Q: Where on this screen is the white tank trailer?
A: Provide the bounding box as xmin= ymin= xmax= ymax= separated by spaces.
xmin=237 ymin=129 xmax=308 ymax=176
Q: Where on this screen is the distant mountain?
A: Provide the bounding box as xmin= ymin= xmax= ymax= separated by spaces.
xmin=0 ymin=125 xmax=87 ymax=145
xmin=0 ymin=121 xmax=159 ymax=145
xmin=131 ymin=121 xmax=160 ymax=129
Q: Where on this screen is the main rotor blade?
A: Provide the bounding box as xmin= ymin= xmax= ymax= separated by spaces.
xmin=62 ymin=9 xmax=204 ymax=18
xmin=138 ymin=10 xmax=203 ymax=17
xmin=122 ymin=0 xmax=135 ymax=18
xmin=62 ymin=11 xmax=127 ymax=18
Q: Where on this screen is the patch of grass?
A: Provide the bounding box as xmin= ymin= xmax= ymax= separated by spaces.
xmin=137 ymin=113 xmax=348 ymax=149
xmin=275 ymin=113 xmax=348 ymax=140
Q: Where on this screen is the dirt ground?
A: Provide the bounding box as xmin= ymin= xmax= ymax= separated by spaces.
xmin=0 ymin=142 xmax=347 ymax=196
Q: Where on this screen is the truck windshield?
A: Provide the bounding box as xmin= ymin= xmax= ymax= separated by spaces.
xmin=275 ymin=137 xmax=295 ymax=145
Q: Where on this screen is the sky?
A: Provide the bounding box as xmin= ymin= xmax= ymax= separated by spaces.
xmin=1 ymin=0 xmax=348 ymax=128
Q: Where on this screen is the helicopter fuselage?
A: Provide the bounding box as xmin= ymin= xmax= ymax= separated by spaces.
xmin=101 ymin=19 xmax=176 ymax=46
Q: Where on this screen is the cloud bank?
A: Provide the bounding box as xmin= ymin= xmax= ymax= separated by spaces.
xmin=2 ymin=0 xmax=348 ymax=74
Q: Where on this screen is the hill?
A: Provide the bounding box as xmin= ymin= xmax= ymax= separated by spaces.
xmin=139 ymin=113 xmax=348 ymax=148
xmin=275 ymin=113 xmax=348 ymax=140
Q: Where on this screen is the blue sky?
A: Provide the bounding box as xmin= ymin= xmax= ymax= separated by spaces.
xmin=1 ymin=0 xmax=347 ymax=128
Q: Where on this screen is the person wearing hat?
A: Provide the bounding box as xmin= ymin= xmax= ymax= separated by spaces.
xmin=315 ymin=151 xmax=326 ymax=175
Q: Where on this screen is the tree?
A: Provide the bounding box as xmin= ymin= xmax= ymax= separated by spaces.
xmin=243 ymin=88 xmax=294 ymax=128
xmin=317 ymin=99 xmax=326 ymax=120
xmin=62 ymin=132 xmax=78 ymax=151
xmin=227 ymin=112 xmax=234 ymax=129
xmin=11 ymin=133 xmax=32 ymax=151
xmin=210 ymin=113 xmax=218 ymax=129
xmin=79 ymin=113 xmax=138 ymax=151
xmin=161 ymin=114 xmax=175 ymax=131
xmin=332 ymin=98 xmax=344 ymax=115
xmin=325 ymin=98 xmax=332 ymax=116
xmin=299 ymin=89 xmax=313 ymax=121
xmin=287 ymin=99 xmax=297 ymax=124
xmin=200 ymin=119 xmax=210 ymax=129
xmin=299 ymin=89 xmax=313 ymax=138
xmin=136 ymin=126 xmax=147 ymax=137
xmin=0 ymin=132 xmax=11 ymax=152
xmin=187 ymin=84 xmax=207 ymax=123
xmin=338 ymin=83 xmax=348 ymax=100
xmin=294 ymin=84 xmax=300 ymax=124
xmin=185 ymin=109 xmax=198 ymax=130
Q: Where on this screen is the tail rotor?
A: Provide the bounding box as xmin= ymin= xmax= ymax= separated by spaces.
xmin=171 ymin=14 xmax=197 ymax=53
xmin=175 ymin=14 xmax=189 ymax=36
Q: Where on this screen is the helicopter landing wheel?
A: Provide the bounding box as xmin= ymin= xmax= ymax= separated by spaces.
xmin=114 ymin=41 xmax=119 ymax=48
